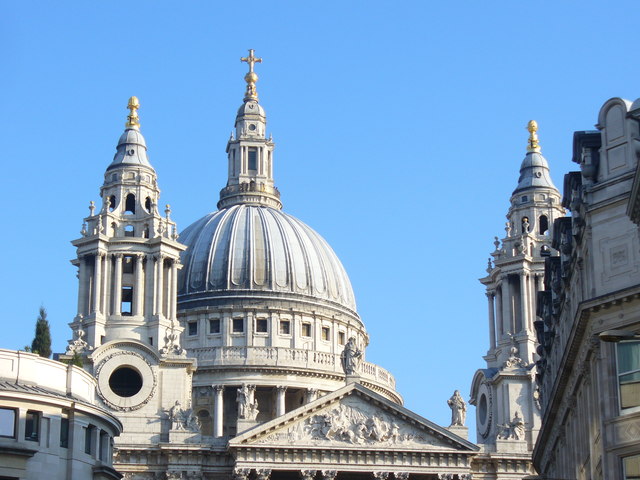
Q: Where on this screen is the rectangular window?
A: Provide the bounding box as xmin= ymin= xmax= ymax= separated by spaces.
xmin=279 ymin=320 xmax=291 ymax=335
xmin=0 ymin=408 xmax=16 ymax=438
xmin=121 ymin=286 xmax=133 ymax=315
xmin=122 ymin=256 xmax=134 ymax=274
xmin=321 ymin=327 xmax=330 ymax=341
xmin=302 ymin=323 xmax=312 ymax=337
xmin=338 ymin=331 xmax=346 ymax=345
xmin=188 ymin=321 xmax=198 ymax=336
xmin=84 ymin=425 xmax=94 ymax=455
xmin=256 ymin=319 xmax=268 ymax=333
xmin=248 ymin=148 xmax=257 ymax=171
xmin=25 ymin=411 xmax=40 ymax=442
xmin=617 ymin=340 xmax=640 ymax=411
xmin=209 ymin=319 xmax=221 ymax=334
xmin=233 ymin=318 xmax=244 ymax=333
xmin=624 ymin=454 xmax=640 ymax=480
xmin=60 ymin=417 xmax=69 ymax=448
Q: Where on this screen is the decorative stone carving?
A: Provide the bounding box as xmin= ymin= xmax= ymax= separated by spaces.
xmin=373 ymin=473 xmax=389 ymax=480
xmin=233 ymin=468 xmax=251 ymax=480
xmin=300 ymin=470 xmax=317 ymax=480
xmin=237 ymin=384 xmax=259 ymax=420
xmin=497 ymin=411 xmax=525 ymax=440
xmin=255 ymin=469 xmax=272 ymax=480
xmin=305 ymin=388 xmax=319 ymax=403
xmin=321 ymin=470 xmax=337 ymax=480
xmin=167 ymin=400 xmax=200 ymax=432
xmin=160 ymin=322 xmax=184 ymax=357
xmin=66 ymin=327 xmax=90 ymax=354
xmin=340 ymin=337 xmax=362 ymax=375
xmin=447 ymin=390 xmax=466 ymax=426
xmin=459 ymin=475 xmax=473 ymax=480
xmin=166 ymin=473 xmax=183 ymax=480
xmin=394 ymin=472 xmax=410 ymax=480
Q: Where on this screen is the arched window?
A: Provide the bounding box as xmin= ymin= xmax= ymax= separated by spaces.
xmin=124 ymin=225 xmax=134 ymax=237
xmin=143 ymin=224 xmax=150 ymax=239
xmin=521 ymin=217 xmax=530 ymax=234
xmin=108 ymin=195 xmax=116 ymax=212
xmin=539 ymin=215 xmax=549 ymax=235
xmin=144 ymin=197 xmax=152 ymax=213
xmin=125 ymin=194 xmax=136 ymax=215
xmin=111 ymin=222 xmax=117 ymax=237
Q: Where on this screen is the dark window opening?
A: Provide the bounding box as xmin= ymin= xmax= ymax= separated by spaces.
xmin=145 ymin=196 xmax=152 ymax=213
xmin=108 ymin=195 xmax=116 ymax=212
xmin=188 ymin=322 xmax=198 ymax=336
xmin=209 ymin=319 xmax=220 ymax=334
xmin=60 ymin=417 xmax=69 ymax=448
xmin=25 ymin=411 xmax=40 ymax=442
xmin=84 ymin=425 xmax=94 ymax=454
xmin=109 ymin=367 xmax=143 ymax=397
xmin=125 ymin=193 xmax=136 ymax=214
xmin=322 ymin=327 xmax=330 ymax=341
xmin=338 ymin=331 xmax=346 ymax=345
xmin=539 ymin=215 xmax=549 ymax=235
xmin=279 ymin=320 xmax=291 ymax=335
xmin=123 ymin=256 xmax=134 ymax=274
xmin=143 ymin=224 xmax=150 ymax=238
xmin=256 ymin=319 xmax=268 ymax=333
xmin=121 ymin=286 xmax=133 ymax=315
xmin=0 ymin=408 xmax=16 ymax=438
xmin=233 ymin=318 xmax=244 ymax=333
xmin=302 ymin=323 xmax=312 ymax=337
xmin=248 ymin=148 xmax=257 ymax=171
xmin=521 ymin=217 xmax=530 ymax=234
xmin=124 ymin=225 xmax=134 ymax=237
xmin=149 ymin=336 xmax=153 ymax=346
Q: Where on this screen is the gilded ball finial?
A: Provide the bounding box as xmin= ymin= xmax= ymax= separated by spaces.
xmin=126 ymin=96 xmax=140 ymax=129
xmin=241 ymin=49 xmax=263 ymax=102
xmin=526 ymin=119 xmax=540 ymax=153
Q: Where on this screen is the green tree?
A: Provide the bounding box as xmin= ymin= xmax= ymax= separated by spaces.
xmin=31 ymin=306 xmax=52 ymax=358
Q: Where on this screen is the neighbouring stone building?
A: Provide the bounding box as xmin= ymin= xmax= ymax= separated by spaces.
xmin=0 ymin=349 xmax=122 ymax=480
xmin=532 ymin=97 xmax=640 ymax=479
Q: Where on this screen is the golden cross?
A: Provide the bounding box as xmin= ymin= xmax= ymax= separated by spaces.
xmin=241 ymin=49 xmax=262 ymax=73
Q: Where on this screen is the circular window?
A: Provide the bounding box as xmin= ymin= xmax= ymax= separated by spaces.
xmin=248 ymin=124 xmax=256 ymax=131
xmin=109 ymin=367 xmax=143 ymax=397
xmin=478 ymin=393 xmax=488 ymax=424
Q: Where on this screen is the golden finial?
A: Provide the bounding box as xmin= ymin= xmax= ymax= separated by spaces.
xmin=527 ymin=120 xmax=540 ymax=153
xmin=240 ymin=49 xmax=262 ymax=101
xmin=126 ymin=96 xmax=140 ymax=129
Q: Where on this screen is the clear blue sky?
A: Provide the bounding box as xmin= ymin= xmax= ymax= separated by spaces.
xmin=2 ymin=1 xmax=639 ymax=439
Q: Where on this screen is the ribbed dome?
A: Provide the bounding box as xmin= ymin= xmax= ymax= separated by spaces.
xmin=107 ymin=128 xmax=154 ymax=171
xmin=512 ymin=151 xmax=557 ymax=194
xmin=178 ymin=204 xmax=357 ymax=313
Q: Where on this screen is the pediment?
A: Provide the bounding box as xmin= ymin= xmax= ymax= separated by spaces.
xmin=230 ymin=383 xmax=478 ymax=453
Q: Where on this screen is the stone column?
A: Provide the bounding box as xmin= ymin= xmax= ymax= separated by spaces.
xmin=520 ymin=272 xmax=529 ymax=334
xmin=305 ymin=388 xmax=318 ymax=404
xmin=321 ymin=471 xmax=337 ymax=480
xmin=164 ymin=260 xmax=172 ymax=319
xmin=275 ymin=385 xmax=287 ymax=417
xmin=77 ymin=255 xmax=88 ymax=316
xmin=169 ymin=259 xmax=178 ymax=320
xmin=300 ymin=471 xmax=317 ymax=480
xmin=213 ymin=385 xmax=224 ymax=438
xmin=155 ymin=255 xmax=164 ymax=316
xmin=133 ymin=254 xmax=144 ymax=316
xmin=92 ymin=253 xmax=102 ymax=314
xmin=144 ymin=255 xmax=154 ymax=317
xmin=255 ymin=469 xmax=271 ymax=480
xmin=102 ymin=253 xmax=111 ymax=315
xmin=113 ymin=253 xmax=123 ymax=315
xmin=487 ymin=291 xmax=496 ymax=349
xmin=495 ymin=286 xmax=503 ymax=340
xmin=501 ymin=274 xmax=511 ymax=335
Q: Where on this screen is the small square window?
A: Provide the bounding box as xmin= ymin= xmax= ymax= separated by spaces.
xmin=338 ymin=332 xmax=346 ymax=345
xmin=122 ymin=256 xmax=134 ymax=274
xmin=188 ymin=321 xmax=198 ymax=336
xmin=256 ymin=319 xmax=268 ymax=333
xmin=233 ymin=318 xmax=244 ymax=333
xmin=0 ymin=408 xmax=16 ymax=438
xmin=321 ymin=327 xmax=330 ymax=341
xmin=302 ymin=323 xmax=312 ymax=337
xmin=209 ymin=319 xmax=220 ymax=334
xmin=280 ymin=320 xmax=291 ymax=335
xmin=25 ymin=411 xmax=40 ymax=442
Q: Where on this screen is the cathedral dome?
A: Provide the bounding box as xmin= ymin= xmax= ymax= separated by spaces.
xmin=177 ymin=204 xmax=358 ymax=314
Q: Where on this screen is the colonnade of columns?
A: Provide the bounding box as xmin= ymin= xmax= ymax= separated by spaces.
xmin=77 ymin=252 xmax=179 ymax=320
xmin=485 ymin=272 xmax=545 ymax=347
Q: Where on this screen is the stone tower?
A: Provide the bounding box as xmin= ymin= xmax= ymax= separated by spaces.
xmin=470 ymin=122 xmax=564 ymax=457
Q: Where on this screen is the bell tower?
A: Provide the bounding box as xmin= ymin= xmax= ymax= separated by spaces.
xmin=470 ymin=121 xmax=564 ymax=453
xmin=67 ymin=97 xmax=186 ymax=354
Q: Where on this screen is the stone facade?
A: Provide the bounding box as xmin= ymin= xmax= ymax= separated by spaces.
xmin=533 ymin=97 xmax=640 ymax=479
xmin=0 ymin=349 xmax=122 ymax=480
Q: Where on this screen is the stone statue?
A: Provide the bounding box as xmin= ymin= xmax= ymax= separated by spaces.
xmin=498 ymin=411 xmax=526 ymax=440
xmin=447 ymin=390 xmax=466 ymax=426
xmin=237 ymin=384 xmax=259 ymax=420
xmin=167 ymin=400 xmax=200 ymax=432
xmin=340 ymin=337 xmax=362 ymax=375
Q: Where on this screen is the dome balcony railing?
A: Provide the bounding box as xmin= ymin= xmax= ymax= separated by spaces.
xmin=188 ymin=346 xmax=396 ymax=389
